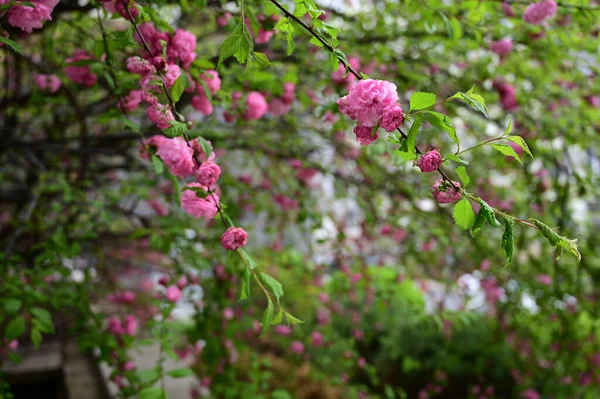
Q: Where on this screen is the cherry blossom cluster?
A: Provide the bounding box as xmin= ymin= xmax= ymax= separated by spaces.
xmin=2 ymin=0 xmax=58 ymax=33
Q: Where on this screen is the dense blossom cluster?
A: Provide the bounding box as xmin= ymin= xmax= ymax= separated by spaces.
xmin=338 ymin=79 xmax=404 ymax=145
xmin=523 ymin=0 xmax=558 ymax=25
xmin=3 ymin=0 xmax=58 ymax=33
xmin=489 ymin=38 xmax=513 ymax=57
xmin=64 ymin=50 xmax=98 ymax=87
xmin=493 ymin=80 xmax=519 ymax=112
xmin=416 ymin=150 xmax=443 ymax=173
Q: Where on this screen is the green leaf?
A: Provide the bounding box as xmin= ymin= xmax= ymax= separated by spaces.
xmin=507 ymin=136 xmax=533 ymax=158
xmin=237 ymin=248 xmax=258 ymax=269
xmin=471 ymin=210 xmax=486 ymax=237
xmin=195 ymin=136 xmax=213 ymax=158
xmin=139 ymin=386 xmax=167 ymax=399
xmin=272 ymin=308 xmax=283 ymax=325
xmin=410 ymin=92 xmax=436 ymax=111
xmin=218 ymin=23 xmax=252 ymax=68
xmin=478 ymin=199 xmax=501 ymax=227
xmin=137 ymin=369 xmax=161 ymax=384
xmin=503 ymin=118 xmax=513 ymax=136
xmin=31 ymin=328 xmax=42 ymax=349
xmin=529 ymin=219 xmax=581 ymax=261
xmin=3 ymin=299 xmax=22 ymax=314
xmin=284 ymin=312 xmax=304 ymax=325
xmin=240 ymin=267 xmax=251 ymax=300
xmin=450 ymin=90 xmax=488 ymax=117
xmin=259 ymin=273 xmax=284 ymax=304
xmin=6 ymin=316 xmax=26 ymax=341
xmin=151 ymin=155 xmax=164 ymax=175
xmin=287 ymin=30 xmax=294 ymax=55
xmin=260 ymin=298 xmax=275 ymax=337
xmin=406 ymin=115 xmax=422 ymax=154
xmin=170 ymin=74 xmax=186 ymax=103
xmin=0 ymin=37 xmax=23 ymax=55
xmin=455 ymin=166 xmax=470 ymax=186
xmin=167 ymin=368 xmax=195 ymax=378
xmin=425 ymin=111 xmax=459 ymax=149
xmin=491 ymin=143 xmax=522 ymax=163
xmin=501 ymin=218 xmax=515 ymax=265
xmin=253 ymin=52 xmax=271 ymax=66
xmin=163 ymin=121 xmax=187 ymax=137
xmin=453 ymin=198 xmax=475 ymax=230
xmin=30 ymin=307 xmax=53 ymax=333
xmin=445 ymin=154 xmax=469 ymax=165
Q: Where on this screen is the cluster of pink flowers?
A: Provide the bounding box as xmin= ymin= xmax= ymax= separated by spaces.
xmin=221 ymin=227 xmax=248 ymax=250
xmin=416 ymin=150 xmax=443 ymax=172
xmin=181 ymin=183 xmax=219 ymax=220
xmin=107 ymin=315 xmax=138 ymax=336
xmin=338 ymin=79 xmax=404 ymax=145
xmin=64 ymin=50 xmax=98 ymax=87
xmin=216 ymin=12 xmax=232 ymax=27
xmin=191 ymin=70 xmax=222 ymax=116
xmin=430 ymin=179 xmax=462 ymax=204
xmin=245 ymin=14 xmax=278 ymax=44
xmin=523 ymin=0 xmax=558 ymax=25
xmin=100 ymin=0 xmax=138 ymax=20
xmin=5 ymin=0 xmax=58 ymax=33
xmin=34 ymin=74 xmax=61 ymax=93
xmin=489 ymin=38 xmax=513 ymax=58
xmin=224 ymin=91 xmax=269 ymax=122
xmin=268 ymin=83 xmax=296 ymax=116
xmin=493 ymin=80 xmax=518 ymax=112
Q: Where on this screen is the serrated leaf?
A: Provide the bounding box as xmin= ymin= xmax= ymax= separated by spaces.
xmin=507 ymin=136 xmax=533 ymax=158
xmin=284 ymin=312 xmax=304 ymax=325
xmin=529 ymin=218 xmax=580 ymax=261
xmin=240 ymin=267 xmax=251 ymax=300
xmin=471 ymin=209 xmax=487 ymax=237
xmin=151 ymin=155 xmax=164 ymax=174
xmin=253 ymin=52 xmax=271 ymax=66
xmin=163 ymin=121 xmax=187 ymax=137
xmin=503 ymin=118 xmax=513 ymax=136
xmin=272 ymin=308 xmax=283 ymax=325
xmin=455 ymin=166 xmax=470 ymax=186
xmin=6 ymin=316 xmax=25 ymax=341
xmin=406 ymin=115 xmax=422 ymax=154
xmin=167 ymin=368 xmax=195 ymax=378
xmin=0 ymin=37 xmax=23 ymax=55
xmin=453 ymin=198 xmax=475 ymax=230
xmin=410 ymin=92 xmax=436 ymax=111
xmin=445 ymin=154 xmax=469 ymax=165
xmin=425 ymin=111 xmax=459 ymax=149
xmin=170 ymin=74 xmax=186 ymax=103
xmin=259 ymin=273 xmax=284 ymax=304
xmin=237 ymin=248 xmax=258 ymax=269
xmin=479 ymin=199 xmax=501 ymax=227
xmin=260 ymin=298 xmax=275 ymax=337
xmin=450 ymin=91 xmax=488 ymax=117
xmin=218 ymin=23 xmax=252 ymax=68
xmin=501 ymin=218 xmax=515 ymax=265
xmin=491 ymin=143 xmax=522 ymax=163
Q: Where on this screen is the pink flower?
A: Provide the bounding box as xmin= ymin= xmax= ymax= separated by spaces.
xmin=166 ymin=285 xmax=182 ymax=302
xmin=268 ymin=98 xmax=292 ymax=116
xmin=176 ymin=276 xmax=188 ymax=289
xmin=192 ymin=94 xmax=213 ymax=116
xmin=180 ymin=183 xmax=219 ymax=220
xmin=139 ymin=135 xmax=166 ymax=160
xmin=290 ymin=341 xmax=304 ymax=354
xmin=536 ymin=274 xmax=552 ymax=285
xmin=7 ymin=340 xmax=19 ymax=351
xmin=357 ymin=357 xmax=366 ymax=369
xmin=585 ymin=96 xmax=600 ymax=108
xmin=416 ymin=150 xmax=443 ymax=172
xmin=107 ymin=316 xmax=124 ymax=335
xmin=148 ymin=199 xmax=169 ymax=216
xmin=379 ymin=104 xmax=404 ymax=132
xmin=216 ymin=12 xmax=232 ymax=27
xmin=221 ymin=227 xmax=248 ymax=250
xmin=163 ymin=64 xmax=181 ymax=88
xmin=126 ymin=56 xmax=155 ymax=75
xmin=311 ymin=331 xmax=324 ymax=347
xmin=64 ymin=50 xmax=97 ymax=87
xmin=199 ymin=70 xmax=221 ymax=95
xmin=332 ymin=56 xmax=360 ymax=86
xmin=156 ymin=137 xmax=195 ymax=176
xmin=147 ymin=104 xmax=175 ymax=130
xmin=274 ymin=325 xmax=292 ymax=336
xmin=170 ymin=29 xmax=196 ymax=66
xmin=118 ymin=90 xmax=143 ymax=113
xmin=196 ymin=162 xmax=221 ymax=187
xmin=123 ymin=361 xmax=135 ymax=371
xmin=523 ymin=0 xmax=557 ymax=25
xmin=274 ymin=194 xmax=299 ymax=210
xmin=353 ymin=125 xmax=379 ymax=146
xmin=522 ymin=389 xmax=540 ymax=399
xmin=124 ymin=315 xmax=138 ymax=336
xmin=489 ymin=38 xmax=513 ymax=57
xmin=337 ymin=79 xmax=399 ymax=127
xmin=431 ymin=179 xmax=462 ymax=204
xmin=223 ymin=308 xmax=234 ymax=320
xmin=34 ymin=74 xmax=61 ymax=93
xmin=502 ymin=2 xmax=515 ymax=17
xmin=8 ymin=0 xmax=58 ymax=33
xmin=493 ymin=81 xmax=518 ymax=111
xmin=244 ymin=92 xmax=268 ymax=120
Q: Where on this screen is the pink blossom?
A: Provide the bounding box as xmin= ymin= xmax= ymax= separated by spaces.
xmin=523 ymin=0 xmax=557 ymax=25
xmin=147 ymin=104 xmax=175 ymax=130
xmin=170 ymin=29 xmax=196 ymax=67
xmin=148 ymin=199 xmax=169 ymax=216
xmin=282 ymin=82 xmax=296 ymax=104
xmin=274 ymin=325 xmax=292 ymax=336
xmin=311 ymin=331 xmax=324 ymax=347
xmin=353 ymin=125 xmax=379 ymax=146
xmin=255 ymin=28 xmax=275 ymax=44
xmin=180 ymin=183 xmax=219 ymax=220
xmin=221 ymin=227 xmax=248 ymax=250
xmin=268 ymin=98 xmax=292 ymax=116
xmin=126 ymin=56 xmax=155 ymax=75
xmin=118 ymin=90 xmax=143 ymax=113
xmin=223 ymin=308 xmax=234 ymax=320
xmin=357 ymin=357 xmax=366 ymax=369
xmin=489 ymin=38 xmax=513 ymax=57
xmin=217 ymin=12 xmax=232 ymax=27
xmin=199 ymin=70 xmax=221 ymax=95
xmin=502 ymin=2 xmax=515 ymax=17
xmin=34 ymin=74 xmax=61 ymax=93
xmin=139 ymin=135 xmax=166 ymax=160
xmin=8 ymin=0 xmax=58 ymax=33
xmin=123 ymin=361 xmax=135 ymax=371
xmin=332 ymin=56 xmax=360 ymax=86
xmin=64 ymin=50 xmax=97 ymax=87
xmin=107 ymin=316 xmax=124 ymax=335
xmin=191 ymin=138 xmax=216 ymax=163
xmin=176 ymin=276 xmax=188 ymax=290
xmin=141 ymin=91 xmax=158 ymax=105
xmin=379 ymin=104 xmax=404 ymax=132
xmin=431 ymin=179 xmax=462 ymax=204
xmin=244 ymin=92 xmax=268 ymax=120
xmin=586 ymin=96 xmax=600 ymax=108
xmin=156 ymin=137 xmax=195 ymax=176
xmin=166 ymin=285 xmax=182 ymax=303
xmin=522 ymin=389 xmax=540 ymax=399
xmin=416 ymin=150 xmax=443 ymax=172
xmin=274 ymin=194 xmax=299 ymax=210
xmin=290 ymin=341 xmax=304 ymax=354
xmin=192 ymin=94 xmax=213 ymax=116
xmin=493 ymin=81 xmax=518 ymax=111
xmin=536 ymin=274 xmax=552 ymax=285
xmin=114 ymin=0 xmax=138 ymax=20
xmin=163 ymin=64 xmax=181 ymax=88
xmin=196 ymin=162 xmax=221 ymax=187
xmin=124 ymin=315 xmax=137 ymax=336
xmin=337 ymin=79 xmax=399 ymax=127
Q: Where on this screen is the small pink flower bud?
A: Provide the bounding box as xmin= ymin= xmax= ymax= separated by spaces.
xmin=416 ymin=150 xmax=443 ymax=172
